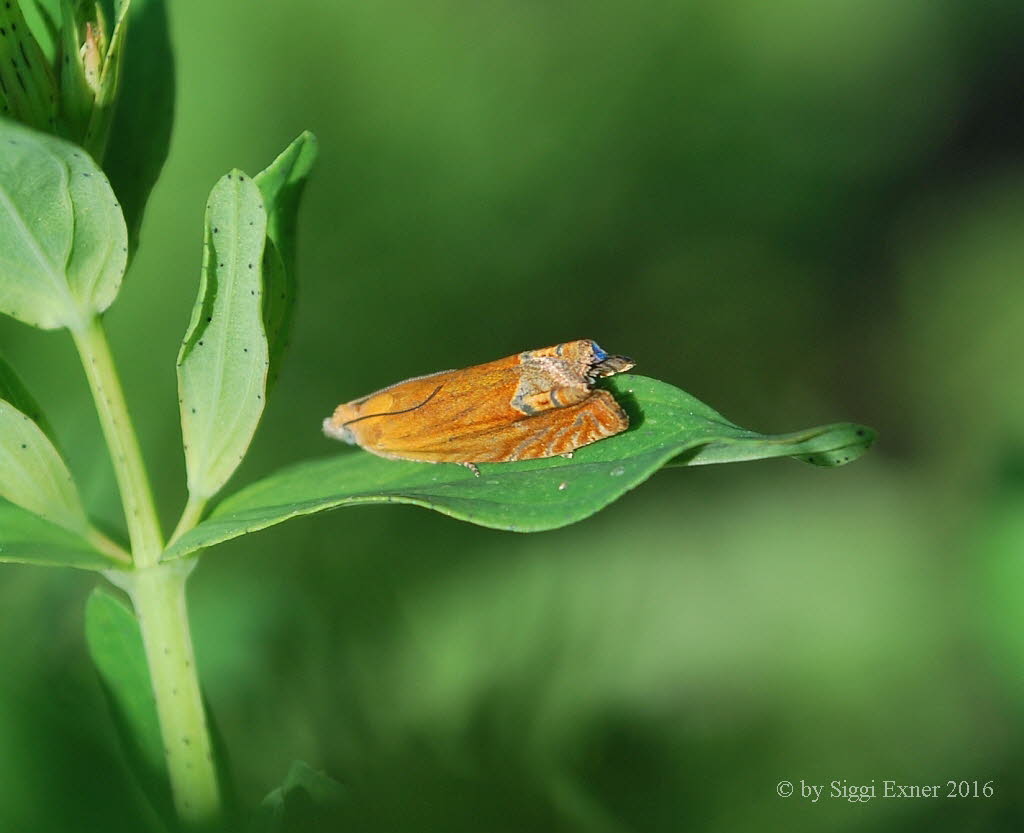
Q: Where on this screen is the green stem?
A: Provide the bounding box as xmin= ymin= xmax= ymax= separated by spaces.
xmin=128 ymin=563 xmax=222 ymax=829
xmin=72 ymin=316 xmax=221 ymax=826
xmin=71 ymin=316 xmax=163 ymax=565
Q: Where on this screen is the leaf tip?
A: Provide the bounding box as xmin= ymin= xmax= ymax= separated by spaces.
xmin=800 ymin=422 xmax=877 ymax=468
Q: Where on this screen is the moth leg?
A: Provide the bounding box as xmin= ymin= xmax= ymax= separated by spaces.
xmin=560 ymin=451 xmax=574 ymax=459
xmin=512 ymin=385 xmax=590 ymax=415
xmin=459 ymin=461 xmax=481 ymax=477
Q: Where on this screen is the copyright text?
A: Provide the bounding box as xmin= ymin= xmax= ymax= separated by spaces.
xmin=775 ymin=780 xmax=995 ymax=802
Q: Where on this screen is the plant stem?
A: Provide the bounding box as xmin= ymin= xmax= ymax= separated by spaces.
xmin=71 ymin=316 xmax=163 ymax=565
xmin=128 ymin=562 xmax=222 ymax=829
xmin=72 ymin=315 xmax=221 ymax=826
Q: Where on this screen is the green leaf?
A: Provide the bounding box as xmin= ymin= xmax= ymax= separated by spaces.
xmin=0 ymin=1 xmax=58 ymax=131
xmin=254 ymin=131 xmax=318 ymax=389
xmin=0 ymin=498 xmax=113 ymax=569
xmin=84 ymin=586 xmax=175 ymax=823
xmin=163 ymin=375 xmax=875 ymax=560
xmin=177 ymin=170 xmax=269 ymax=501
xmin=24 ymin=0 xmax=61 ymax=60
xmin=250 ymin=761 xmax=345 ymax=833
xmin=0 ymin=350 xmax=55 ymax=440
xmin=0 ymin=397 xmax=88 ymax=532
xmin=103 ymin=0 xmax=173 ymax=253
xmin=0 ymin=118 xmax=127 ymax=329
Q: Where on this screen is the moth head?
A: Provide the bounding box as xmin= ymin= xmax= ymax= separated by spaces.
xmin=586 ymin=341 xmax=635 ymax=382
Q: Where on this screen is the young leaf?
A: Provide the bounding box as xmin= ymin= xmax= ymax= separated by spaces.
xmin=177 ymin=170 xmax=269 ymax=502
xmin=250 ymin=761 xmax=346 ymax=833
xmin=0 ymin=398 xmax=88 ymax=532
xmin=58 ymin=0 xmax=131 ymax=159
xmin=0 ymin=499 xmax=115 ymax=569
xmin=0 ymin=119 xmax=127 ymax=329
xmin=254 ymin=131 xmax=318 ymax=389
xmin=82 ymin=0 xmax=130 ymax=160
xmin=0 ymin=350 xmax=55 ymax=440
xmin=84 ymin=586 xmax=175 ymax=823
xmin=103 ymin=0 xmax=174 ymax=253
xmin=162 ymin=375 xmax=875 ymax=560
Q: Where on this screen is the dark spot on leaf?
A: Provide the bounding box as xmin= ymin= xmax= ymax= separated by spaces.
xmin=213 ymin=227 xmax=218 ymax=233
xmin=198 ymin=340 xmax=204 ymax=346
xmin=20 ymin=443 xmax=26 ymax=449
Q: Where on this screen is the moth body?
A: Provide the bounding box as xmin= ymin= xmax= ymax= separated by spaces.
xmin=323 ymin=339 xmax=634 ymax=470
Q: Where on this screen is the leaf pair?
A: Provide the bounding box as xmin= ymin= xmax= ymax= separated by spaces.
xmin=0 ymin=116 xmax=317 ymax=570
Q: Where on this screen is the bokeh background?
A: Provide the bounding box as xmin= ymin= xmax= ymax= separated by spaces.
xmin=2 ymin=0 xmax=1024 ymax=830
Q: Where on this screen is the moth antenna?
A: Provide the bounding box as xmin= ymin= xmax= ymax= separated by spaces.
xmin=341 ymin=385 xmax=444 ymax=427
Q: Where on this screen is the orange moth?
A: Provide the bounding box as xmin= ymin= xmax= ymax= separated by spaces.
xmin=323 ymin=339 xmax=634 ymax=474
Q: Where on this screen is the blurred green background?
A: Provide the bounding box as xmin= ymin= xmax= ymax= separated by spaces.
xmin=2 ymin=0 xmax=1024 ymax=830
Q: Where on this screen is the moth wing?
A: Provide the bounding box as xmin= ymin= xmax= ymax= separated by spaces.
xmin=387 ymin=389 xmax=628 ymax=463
xmin=345 ymin=364 xmax=525 ymax=458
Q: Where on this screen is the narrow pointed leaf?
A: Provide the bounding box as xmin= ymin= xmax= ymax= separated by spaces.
xmin=84 ymin=586 xmax=175 ymax=822
xmin=103 ymin=0 xmax=173 ymax=253
xmin=0 ymin=119 xmax=127 ymax=329
xmin=0 ymin=499 xmax=114 ymax=569
xmin=0 ymin=397 xmax=88 ymax=531
xmin=178 ymin=170 xmax=269 ymax=501
xmin=0 ymin=350 xmax=55 ymax=440
xmin=163 ymin=375 xmax=875 ymax=560
xmin=254 ymin=131 xmax=318 ymax=389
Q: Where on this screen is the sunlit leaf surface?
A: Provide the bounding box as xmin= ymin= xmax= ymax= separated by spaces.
xmin=164 ymin=375 xmax=874 ymax=560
